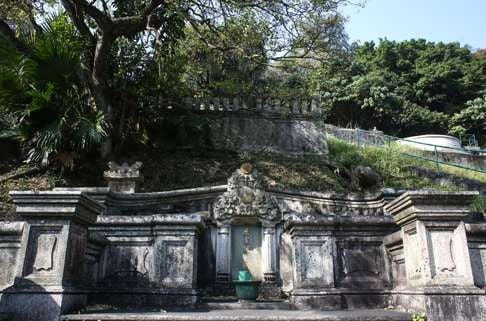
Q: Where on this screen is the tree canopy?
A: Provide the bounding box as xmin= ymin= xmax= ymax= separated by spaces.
xmin=314 ymin=39 xmax=486 ymax=141
xmin=0 ymin=1 xmax=485 ymax=168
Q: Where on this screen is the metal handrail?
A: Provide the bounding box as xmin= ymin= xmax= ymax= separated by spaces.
xmin=327 ymin=127 xmax=486 ymax=174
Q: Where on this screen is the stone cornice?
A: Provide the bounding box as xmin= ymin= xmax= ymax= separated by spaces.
xmin=384 ymin=191 xmax=478 ymax=226
xmin=283 ymin=212 xmax=395 ymax=230
xmin=9 ymin=191 xmax=105 ymax=225
xmin=95 ymin=213 xmax=205 ymax=227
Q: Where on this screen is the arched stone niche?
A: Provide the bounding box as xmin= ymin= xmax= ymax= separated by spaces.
xmin=212 ymin=164 xmax=281 ymax=286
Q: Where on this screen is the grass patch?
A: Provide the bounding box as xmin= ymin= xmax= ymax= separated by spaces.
xmin=472 ymin=196 xmax=486 ymax=216
xmin=327 ymin=138 xmax=479 ymax=190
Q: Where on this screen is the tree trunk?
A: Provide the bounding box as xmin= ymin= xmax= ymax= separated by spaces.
xmin=91 ymin=30 xmax=115 ymax=157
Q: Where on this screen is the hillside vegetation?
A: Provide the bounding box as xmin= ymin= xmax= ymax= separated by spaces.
xmin=2 ymin=138 xmax=484 ymax=221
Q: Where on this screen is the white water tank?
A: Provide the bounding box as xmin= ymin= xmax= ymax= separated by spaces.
xmin=398 ymin=135 xmax=468 ymax=154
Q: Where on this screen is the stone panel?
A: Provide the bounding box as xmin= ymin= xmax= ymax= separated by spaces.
xmin=23 ymin=225 xmax=64 ymax=284
xmin=294 ymin=237 xmax=334 ymax=288
xmin=159 ymin=239 xmax=192 ymax=287
xmin=336 ymin=239 xmax=385 ymax=288
xmin=101 ymin=243 xmax=153 ymax=288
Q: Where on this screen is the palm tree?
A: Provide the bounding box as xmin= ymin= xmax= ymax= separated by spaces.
xmin=0 ymin=13 xmax=107 ymax=168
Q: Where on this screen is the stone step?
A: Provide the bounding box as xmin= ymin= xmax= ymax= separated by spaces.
xmin=61 ymin=309 xmax=412 ymax=321
xmin=200 ymin=299 xmax=296 ymax=310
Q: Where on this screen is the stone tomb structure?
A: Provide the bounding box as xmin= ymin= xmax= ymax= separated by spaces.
xmin=0 ymin=163 xmax=485 ymax=321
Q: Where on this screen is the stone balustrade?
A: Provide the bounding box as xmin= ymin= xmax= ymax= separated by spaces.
xmin=171 ymin=97 xmax=323 ymax=117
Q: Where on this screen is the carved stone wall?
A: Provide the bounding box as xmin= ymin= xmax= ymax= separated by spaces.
xmin=88 ymin=214 xmax=203 ymax=308
xmin=3 ymin=168 xmax=486 ymax=321
xmin=212 ymin=164 xmax=281 ymax=293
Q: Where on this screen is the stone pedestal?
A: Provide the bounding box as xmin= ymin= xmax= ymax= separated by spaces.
xmin=0 ymin=191 xmax=103 ymax=321
xmin=385 ymin=191 xmax=486 ymax=321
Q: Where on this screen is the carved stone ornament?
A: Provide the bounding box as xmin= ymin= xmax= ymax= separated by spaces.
xmin=213 ymin=164 xmax=280 ymax=223
xmin=104 ymin=161 xmax=143 ymax=180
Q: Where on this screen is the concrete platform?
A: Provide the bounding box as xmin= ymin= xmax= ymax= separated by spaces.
xmin=61 ymin=309 xmax=412 ymax=321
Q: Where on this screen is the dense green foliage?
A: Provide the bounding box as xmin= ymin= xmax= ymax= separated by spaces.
xmin=0 ymin=14 xmax=107 ymax=166
xmin=314 ymin=39 xmax=486 ymax=142
xmin=0 ymin=1 xmax=485 ymax=169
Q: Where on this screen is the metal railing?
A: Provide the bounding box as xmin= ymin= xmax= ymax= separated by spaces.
xmin=325 ymin=125 xmax=486 ymax=174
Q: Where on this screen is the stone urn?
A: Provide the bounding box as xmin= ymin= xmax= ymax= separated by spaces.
xmin=233 ymin=270 xmax=260 ymax=301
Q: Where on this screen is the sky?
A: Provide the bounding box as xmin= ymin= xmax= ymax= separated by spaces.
xmin=342 ymin=0 xmax=485 ymax=50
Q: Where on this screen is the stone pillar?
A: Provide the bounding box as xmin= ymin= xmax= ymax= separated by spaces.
xmin=215 ymin=223 xmax=232 ymax=285
xmin=262 ymin=225 xmax=277 ymax=282
xmin=385 ymin=191 xmax=485 ymax=321
xmin=1 ymin=191 xmax=103 ymax=321
xmin=256 ymin=98 xmax=263 ymax=111
xmin=232 ymin=98 xmax=239 ymax=111
xmin=260 ymin=223 xmax=280 ymax=300
xmin=104 ymin=161 xmax=142 ymax=193
xmin=292 ymin=99 xmax=300 ymax=114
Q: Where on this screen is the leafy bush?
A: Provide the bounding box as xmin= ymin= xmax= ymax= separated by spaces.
xmin=0 ymin=14 xmax=107 ymax=167
xmin=449 ymin=95 xmax=486 ymax=145
xmin=412 ymin=314 xmax=427 ymax=321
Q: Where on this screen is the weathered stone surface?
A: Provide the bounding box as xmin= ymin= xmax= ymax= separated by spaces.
xmin=0 ymin=222 xmax=25 ymax=289
xmin=88 ymin=213 xmax=205 ymax=309
xmin=0 ymin=191 xmax=104 ymax=321
xmin=465 ymin=223 xmax=486 ymax=288
xmin=213 ymin=165 xmax=280 ymax=224
xmin=61 ymin=309 xmax=412 ymax=321
xmin=208 ymin=115 xmax=328 ymax=155
xmin=385 ymin=191 xmax=485 ymax=321
xmin=104 ymin=161 xmax=143 ymax=193
xmin=9 ymin=190 xmax=104 ymax=223
xmin=212 ymin=166 xmax=281 ymax=292
xmin=3 ymin=167 xmax=485 ymax=321
xmin=386 ymin=191 xmax=478 ymax=287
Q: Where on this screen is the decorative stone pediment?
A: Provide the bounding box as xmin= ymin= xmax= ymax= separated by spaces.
xmin=213 ymin=163 xmax=280 ymax=223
